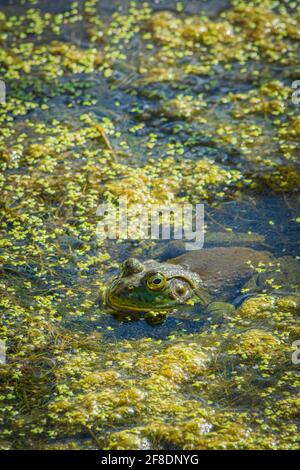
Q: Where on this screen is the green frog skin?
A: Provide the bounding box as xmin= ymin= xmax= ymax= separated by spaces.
xmin=105 ymin=247 xmax=300 ymax=313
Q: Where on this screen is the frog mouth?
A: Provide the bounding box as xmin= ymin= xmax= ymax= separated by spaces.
xmin=105 ymin=289 xmax=180 ymax=313
xmin=105 ymin=289 xmax=152 ymax=312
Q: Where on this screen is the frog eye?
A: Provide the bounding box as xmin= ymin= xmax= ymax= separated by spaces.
xmin=146 ymin=273 xmax=167 ymax=291
xmin=122 ymin=258 xmax=144 ymax=277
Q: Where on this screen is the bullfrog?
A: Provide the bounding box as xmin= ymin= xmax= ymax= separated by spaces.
xmin=105 ymin=247 xmax=300 ymax=319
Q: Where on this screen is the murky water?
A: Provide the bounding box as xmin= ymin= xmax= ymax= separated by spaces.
xmin=0 ymin=0 xmax=299 ymax=450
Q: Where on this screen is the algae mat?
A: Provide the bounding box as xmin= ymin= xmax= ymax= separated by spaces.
xmin=0 ymin=0 xmax=300 ymax=449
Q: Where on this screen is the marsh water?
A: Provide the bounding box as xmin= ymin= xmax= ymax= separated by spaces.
xmin=0 ymin=0 xmax=300 ymax=450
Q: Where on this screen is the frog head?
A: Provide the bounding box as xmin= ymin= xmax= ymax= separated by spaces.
xmin=105 ymin=257 xmax=210 ymax=312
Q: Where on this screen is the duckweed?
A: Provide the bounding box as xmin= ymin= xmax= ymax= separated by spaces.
xmin=0 ymin=0 xmax=299 ymax=450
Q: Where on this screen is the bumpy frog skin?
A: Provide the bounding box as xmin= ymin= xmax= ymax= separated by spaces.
xmin=106 ymin=257 xmax=210 ymax=312
xmin=105 ymin=248 xmax=300 ymax=314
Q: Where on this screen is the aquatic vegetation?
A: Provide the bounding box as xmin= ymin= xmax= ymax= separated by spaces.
xmin=2 ymin=292 xmax=299 ymax=450
xmin=0 ymin=0 xmax=299 ymax=450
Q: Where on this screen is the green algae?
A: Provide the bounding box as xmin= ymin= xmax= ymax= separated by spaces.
xmin=0 ymin=0 xmax=299 ymax=450
xmin=2 ymin=294 xmax=299 ymax=450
